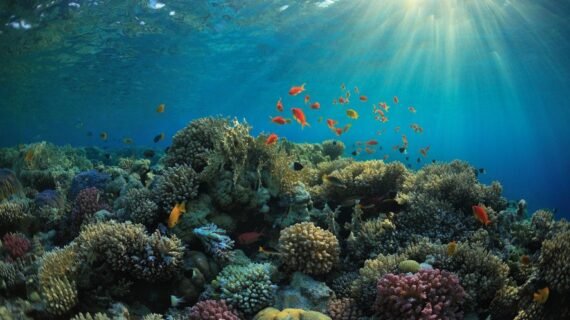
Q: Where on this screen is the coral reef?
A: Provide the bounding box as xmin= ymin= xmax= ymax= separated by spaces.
xmin=69 ymin=169 xmax=110 ymax=200
xmin=187 ymin=299 xmax=241 ymax=320
xmin=71 ymin=187 xmax=109 ymax=232
xmin=274 ymin=272 xmax=334 ymax=313
xmin=278 ymin=222 xmax=340 ymax=275
xmin=193 ymin=223 xmax=235 ymax=260
xmin=0 ymin=200 xmax=29 ymax=228
xmin=152 ymin=164 xmax=199 ymax=212
xmin=374 ymin=269 xmax=465 ymax=319
xmin=2 ymin=232 xmax=31 ymax=259
xmin=254 ymin=307 xmax=332 ymax=320
xmin=121 ymin=187 xmax=159 ymax=225
xmin=327 ymin=298 xmax=363 ymax=320
xmin=0 ymin=168 xmax=23 ymax=201
xmin=539 ymin=229 xmax=570 ymax=292
xmin=321 ymin=140 xmax=345 ymax=161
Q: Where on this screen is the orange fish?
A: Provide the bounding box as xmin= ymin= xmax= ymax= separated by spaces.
xmin=310 ymin=102 xmax=320 ymax=109
xmin=270 ymin=116 xmax=290 ymax=125
xmin=156 ymin=103 xmax=165 ymax=113
xmin=380 ymin=116 xmax=389 ymax=123
xmin=265 ymin=133 xmax=278 ymax=145
xmin=359 ymin=95 xmax=368 ymax=102
xmin=408 ymin=106 xmax=416 ymax=113
xmin=237 ymin=231 xmax=264 ymax=245
xmin=339 ymin=97 xmax=346 ymax=104
xmin=326 ymin=119 xmax=337 ymax=129
xmin=420 ymin=146 xmax=431 ymax=157
xmin=379 ymin=102 xmax=390 ymax=111
xmin=276 ymin=98 xmax=284 ymax=112
xmin=168 ymin=202 xmax=186 ymax=228
xmin=533 ymin=287 xmax=549 ymax=304
xmin=366 ymin=139 xmax=378 ymax=145
xmin=304 ymin=95 xmax=310 ymax=104
xmin=410 ymin=123 xmax=424 ymax=133
xmin=472 ymin=205 xmax=491 ymax=226
xmin=334 ymin=128 xmax=343 ymax=136
xmin=289 ymin=84 xmax=306 ymax=96
xmin=291 ymin=108 xmax=309 ymax=128
xmin=447 ymin=241 xmax=457 ymax=256
xmin=393 ymin=96 xmax=399 ymax=104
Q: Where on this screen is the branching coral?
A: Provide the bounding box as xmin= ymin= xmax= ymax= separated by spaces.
xmin=213 ymin=262 xmax=276 ymax=315
xmin=321 ymin=140 xmax=345 ymax=161
xmin=488 ymin=285 xmax=520 ymax=320
xmin=188 ymin=300 xmax=241 ymax=320
xmin=193 ymin=223 xmax=235 ymax=260
xmin=71 ymin=187 xmax=109 ymax=232
xmin=122 ymin=188 xmax=159 ymax=225
xmin=278 ymin=222 xmax=340 ymax=275
xmin=346 ymin=216 xmax=399 ymax=261
xmin=38 ymin=245 xmax=80 ymax=315
xmin=539 ymin=230 xmax=570 ymax=292
xmin=2 ymin=232 xmax=31 ymax=259
xmin=152 ymin=164 xmax=199 ymax=212
xmin=71 ymin=312 xmax=111 ymax=320
xmin=0 ymin=200 xmax=28 ymax=227
xmin=373 ymin=269 xmax=465 ymax=319
xmin=0 ymin=168 xmax=22 ymax=201
xmin=327 ymin=298 xmax=363 ymax=320
xmin=0 ymin=260 xmax=18 ymax=289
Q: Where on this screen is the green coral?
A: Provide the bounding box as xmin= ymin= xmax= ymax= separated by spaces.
xmin=398 ymin=259 xmax=421 ymax=273
xmin=213 ymin=262 xmax=276 ymax=315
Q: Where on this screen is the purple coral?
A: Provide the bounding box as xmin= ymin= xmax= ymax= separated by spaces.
xmin=187 ymin=300 xmax=241 ymax=320
xmin=374 ymin=269 xmax=465 ymax=320
xmin=193 ymin=224 xmax=235 ymax=259
xmin=71 ymin=187 xmax=109 ymax=231
xmin=2 ymin=232 xmax=31 ymax=259
xmin=34 ymin=189 xmax=64 ymax=208
xmin=69 ymin=169 xmax=110 ymax=200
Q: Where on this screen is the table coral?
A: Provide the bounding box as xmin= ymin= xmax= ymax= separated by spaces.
xmin=374 ymin=269 xmax=465 ymax=320
xmin=279 ymin=222 xmax=340 ymax=275
xmin=187 ymin=299 xmax=241 ymax=320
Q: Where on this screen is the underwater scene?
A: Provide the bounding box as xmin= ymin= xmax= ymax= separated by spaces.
xmin=1 ymin=0 xmax=570 ymax=319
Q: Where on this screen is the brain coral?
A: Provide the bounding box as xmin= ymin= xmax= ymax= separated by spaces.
xmin=0 ymin=168 xmax=22 ymax=201
xmin=539 ymin=230 xmax=570 ymax=292
xmin=213 ymin=262 xmax=276 ymax=315
xmin=374 ymin=269 xmax=465 ymax=320
xmin=187 ymin=299 xmax=241 ymax=320
xmin=279 ymin=222 xmax=340 ymax=275
xmin=152 ymin=164 xmax=199 ymax=212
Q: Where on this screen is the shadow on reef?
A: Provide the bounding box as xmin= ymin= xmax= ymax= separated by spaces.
xmin=0 ymin=117 xmax=569 ymax=319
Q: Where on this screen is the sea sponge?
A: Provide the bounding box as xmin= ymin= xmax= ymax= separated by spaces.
xmin=374 ymin=269 xmax=465 ymax=319
xmin=539 ymin=230 xmax=570 ymax=292
xmin=71 ymin=313 xmax=111 ymax=320
xmin=165 ymin=116 xmax=229 ymax=171
xmin=321 ymin=140 xmax=345 ymax=161
xmin=327 ymin=298 xmax=363 ymax=320
xmin=0 ymin=168 xmax=23 ymax=201
xmin=2 ymin=232 xmax=31 ymax=259
xmin=278 ymin=222 xmax=340 ymax=275
xmin=213 ymin=262 xmax=276 ymax=315
xmin=254 ymin=307 xmax=332 ymax=320
xmin=122 ymin=188 xmax=159 ymax=225
xmin=187 ymin=300 xmax=241 ymax=320
xmin=152 ymin=164 xmax=199 ymax=212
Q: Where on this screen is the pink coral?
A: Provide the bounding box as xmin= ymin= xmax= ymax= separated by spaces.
xmin=374 ymin=269 xmax=465 ymax=320
xmin=2 ymin=232 xmax=31 ymax=259
xmin=188 ymin=300 xmax=241 ymax=320
xmin=71 ymin=187 xmax=109 ymax=232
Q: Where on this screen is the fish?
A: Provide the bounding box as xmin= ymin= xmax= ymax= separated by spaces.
xmin=237 ymin=231 xmax=265 ymax=245
xmin=351 ymin=150 xmax=358 ymax=156
xmin=265 ymin=133 xmax=278 ymax=145
xmin=276 ymin=98 xmax=284 ymax=112
xmin=408 ymin=106 xmax=416 ymax=113
xmin=291 ymin=162 xmax=304 ymax=171
xmin=520 ymin=255 xmax=531 ymax=265
xmin=341 ymin=83 xmax=346 ymax=90
xmin=366 ymin=139 xmax=378 ymax=145
xmin=402 ymin=135 xmax=408 ymax=147
xmin=393 ymin=96 xmax=399 ymax=104
xmin=365 ymin=147 xmax=375 ymax=154
xmin=533 ymin=287 xmax=549 ymax=304
xmin=318 ymin=116 xmax=323 ymax=123
xmin=380 ymin=116 xmax=388 ymax=123
xmin=153 ymin=133 xmax=165 ymax=143
xmin=472 ymin=204 xmax=491 ymax=226
xmin=333 ymin=98 xmax=338 ymax=105
xmin=167 ymin=202 xmax=186 ymax=228
xmin=339 ymin=97 xmax=347 ymax=104
xmin=334 ymin=128 xmax=343 ymax=136
xmin=398 ymin=147 xmax=407 ymax=154
xmin=354 ymin=86 xmax=360 ymax=94
xmin=100 ymin=132 xmax=108 ymax=141
xmin=346 ymin=91 xmax=351 ymax=99
xmin=379 ymin=102 xmax=390 ymax=111
xmin=156 ymin=103 xmax=165 ymax=113
xmin=322 ymin=175 xmax=347 ymax=188
xmin=359 ymin=95 xmax=368 ymax=102
xmin=289 ymin=83 xmax=306 ymax=96
xmin=122 ymin=137 xmax=134 ymax=145
xmin=420 ymin=146 xmax=431 ymax=157
xmin=417 ymin=157 xmax=421 ymax=163
xmin=304 ymin=95 xmax=310 ymax=104
xmin=310 ymin=102 xmax=320 ymax=109
xmin=291 ymin=108 xmax=310 ymax=128
xmin=343 ymin=123 xmax=352 ymax=133
xmin=479 ymin=168 xmax=486 ymax=174
xmin=326 ymin=119 xmax=338 ymax=129
xmin=447 ymin=241 xmax=457 ymax=255
xmin=259 ymin=246 xmax=282 ymax=256
xmin=170 ymin=295 xmax=184 ymax=307
xmin=143 ymin=149 xmax=155 ymax=158
xmin=346 ymin=109 xmax=359 ymax=119
xmin=270 ymin=116 xmax=291 ymax=125
xmin=104 ymin=153 xmax=112 ymax=160
xmin=410 ymin=123 xmax=423 ymax=133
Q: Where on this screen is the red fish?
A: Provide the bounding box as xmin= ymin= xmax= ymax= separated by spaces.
xmin=310 ymin=102 xmax=320 ymax=109
xmin=304 ymin=95 xmax=310 ymax=104
xmin=393 ymin=96 xmax=399 ymax=104
xmin=276 ymin=98 xmax=284 ymax=112
xmin=270 ymin=116 xmax=290 ymax=125
xmin=237 ymin=231 xmax=265 ymax=245
xmin=291 ymin=108 xmax=309 ymax=128
xmin=420 ymin=145 xmax=431 ymax=157
xmin=326 ymin=118 xmax=337 ymax=129
xmin=265 ymin=133 xmax=278 ymax=145
xmin=339 ymin=97 xmax=346 ymax=104
xmin=366 ymin=139 xmax=378 ymax=145
xmin=289 ymin=84 xmax=306 ymax=96
xmin=334 ymin=128 xmax=343 ymax=136
xmin=359 ymin=95 xmax=368 ymax=102
xmin=472 ymin=205 xmax=491 ymax=226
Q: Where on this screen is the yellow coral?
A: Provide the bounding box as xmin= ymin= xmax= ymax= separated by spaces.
xmin=41 ymin=276 xmax=78 ymax=315
xmin=254 ymin=308 xmax=331 ymax=320
xmin=38 ymin=245 xmax=80 ymax=315
xmin=71 ymin=312 xmax=111 ymax=320
xmin=279 ymin=222 xmax=340 ymax=275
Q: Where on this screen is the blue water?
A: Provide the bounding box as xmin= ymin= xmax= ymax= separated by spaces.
xmin=1 ymin=0 xmax=569 ymax=217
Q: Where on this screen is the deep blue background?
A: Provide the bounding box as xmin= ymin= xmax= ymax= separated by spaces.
xmin=0 ymin=0 xmax=569 ymax=217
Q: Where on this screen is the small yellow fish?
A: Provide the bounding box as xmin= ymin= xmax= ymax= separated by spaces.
xmin=100 ymin=132 xmax=108 ymax=141
xmin=533 ymin=287 xmax=549 ymax=304
xmin=447 ymin=241 xmax=457 ymax=256
xmin=156 ymin=103 xmax=165 ymax=113
xmin=346 ymin=109 xmax=359 ymax=119
xmin=167 ymin=202 xmax=186 ymax=228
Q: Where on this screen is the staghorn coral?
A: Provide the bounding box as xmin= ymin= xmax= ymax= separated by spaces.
xmin=152 ymin=164 xmax=199 ymax=213
xmin=539 ymin=230 xmax=570 ymax=292
xmin=193 ymin=223 xmax=235 ymax=260
xmin=187 ymin=299 xmax=241 ymax=320
xmin=212 ymin=262 xmax=276 ymax=315
xmin=321 ymin=140 xmax=345 ymax=161
xmin=71 ymin=313 xmax=111 ymax=320
xmin=122 ymin=188 xmax=159 ymax=225
xmin=41 ymin=276 xmax=79 ymax=316
xmin=165 ymin=117 xmax=229 ymax=171
xmin=0 ymin=168 xmax=23 ymax=201
xmin=373 ymin=269 xmax=465 ymax=319
xmin=2 ymin=232 xmax=31 ymax=259
xmin=327 ymin=298 xmax=363 ymax=320
xmin=254 ymin=307 xmax=332 ymax=320
xmin=279 ymin=222 xmax=340 ymax=275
